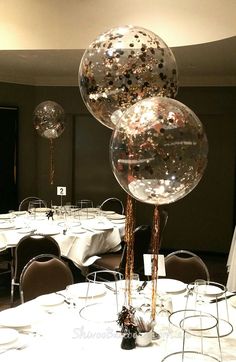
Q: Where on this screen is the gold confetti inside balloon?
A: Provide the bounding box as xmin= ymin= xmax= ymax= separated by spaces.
xmin=33 ymin=101 xmax=65 ymax=139
xmin=79 ymin=25 xmax=178 ymax=129
xmin=110 ymin=97 xmax=208 ymax=205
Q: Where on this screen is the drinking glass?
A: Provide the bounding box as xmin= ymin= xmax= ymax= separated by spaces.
xmin=77 ymin=200 xmax=93 ymax=219
xmin=28 ymin=200 xmax=46 ymax=219
xmin=194 ymin=279 xmax=208 ymax=306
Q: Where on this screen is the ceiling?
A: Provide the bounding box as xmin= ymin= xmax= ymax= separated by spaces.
xmin=0 ymin=0 xmax=235 ymax=87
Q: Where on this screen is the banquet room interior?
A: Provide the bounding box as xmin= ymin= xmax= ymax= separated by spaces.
xmin=0 ymin=0 xmax=236 ymax=338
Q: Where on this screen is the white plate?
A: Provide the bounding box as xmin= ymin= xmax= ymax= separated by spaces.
xmin=57 ymin=222 xmax=81 ymax=228
xmin=155 ymin=278 xmax=186 ymax=294
xmin=17 ymin=228 xmax=35 ymax=234
xmin=35 ymin=208 xmax=51 ymax=213
xmin=0 ymin=214 xmax=15 ymax=219
xmin=111 ymin=219 xmax=126 ymax=224
xmin=101 ymin=210 xmax=115 ymax=215
xmin=13 ymin=211 xmax=27 ymax=216
xmin=107 ymin=214 xmax=126 ymax=220
xmin=0 ymin=223 xmax=15 ymax=229
xmin=0 ymin=309 xmax=32 ymax=328
xmin=197 ymin=284 xmax=224 ymax=297
xmin=36 ymin=294 xmax=64 ymax=307
xmin=87 ymin=208 xmax=100 ymax=213
xmin=229 ymin=295 xmax=236 ymax=308
xmin=71 ymin=228 xmax=86 ymax=234
xmin=67 ymin=282 xmax=106 ymax=298
xmin=0 ymin=328 xmax=19 ymax=345
xmin=79 ymin=303 xmax=117 ymax=323
xmin=92 ymin=223 xmax=113 ymax=231
xmin=36 ymin=227 xmax=60 ymax=236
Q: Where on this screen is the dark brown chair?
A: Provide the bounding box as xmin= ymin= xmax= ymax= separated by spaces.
xmin=11 ymin=235 xmax=60 ymax=304
xmin=18 ymin=197 xmax=47 ymax=211
xmin=19 ymin=254 xmax=74 ymax=303
xmin=92 ymin=224 xmax=152 ymax=279
xmin=165 ymin=249 xmax=210 ymax=284
xmin=92 ymin=209 xmax=168 ymax=277
xmin=100 ymin=197 xmax=124 ymax=215
xmin=0 ymin=243 xmax=12 ymax=292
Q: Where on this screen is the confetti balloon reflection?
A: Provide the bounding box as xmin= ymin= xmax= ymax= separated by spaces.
xmin=110 ymin=97 xmax=208 ymax=205
xmin=79 ymin=25 xmax=178 ymax=129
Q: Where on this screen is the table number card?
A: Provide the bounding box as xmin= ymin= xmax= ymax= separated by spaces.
xmin=143 ymin=254 xmax=166 ymax=277
xmin=57 ymin=186 xmax=67 ymax=196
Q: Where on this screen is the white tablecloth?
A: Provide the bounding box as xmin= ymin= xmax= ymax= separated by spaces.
xmin=0 ymin=281 xmax=235 ymax=361
xmin=227 ymin=225 xmax=236 ymax=292
xmin=0 ymin=213 xmax=125 ymax=270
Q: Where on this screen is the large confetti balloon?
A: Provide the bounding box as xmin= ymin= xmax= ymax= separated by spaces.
xmin=79 ymin=25 xmax=178 ymax=129
xmin=110 ymin=97 xmax=208 ymax=205
xmin=33 ymin=100 xmax=66 ymax=139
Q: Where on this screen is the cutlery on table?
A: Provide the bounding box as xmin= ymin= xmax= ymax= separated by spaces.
xmin=104 ymin=284 xmax=117 ymax=293
xmin=81 ymin=227 xmax=95 ymax=233
xmin=136 ymin=280 xmax=148 ymax=293
xmin=0 ymin=344 xmax=28 ymax=355
xmin=209 ymin=293 xmax=236 ymax=303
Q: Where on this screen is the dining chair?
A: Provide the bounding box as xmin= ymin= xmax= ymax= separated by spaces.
xmin=0 ymin=244 xmax=12 ymax=292
xmin=91 ymin=224 xmax=152 ymax=279
xmin=100 ymin=197 xmax=124 ymax=215
xmin=18 ymin=196 xmax=47 ymax=211
xmin=19 ymin=254 xmax=74 ymax=303
xmin=164 ymin=249 xmax=210 ymax=284
xmin=11 ymin=235 xmax=61 ymax=305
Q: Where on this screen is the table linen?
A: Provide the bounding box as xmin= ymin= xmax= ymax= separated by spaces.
xmin=0 ymin=280 xmax=235 ymax=362
xmin=227 ymin=225 xmax=236 ymax=292
xmin=0 ymin=213 xmax=125 ymax=270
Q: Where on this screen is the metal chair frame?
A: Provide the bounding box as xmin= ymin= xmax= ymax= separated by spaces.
xmin=11 ymin=235 xmax=60 ymax=305
xmin=100 ymin=197 xmax=124 ymax=215
xmin=18 ymin=197 xmax=47 ymax=211
xmin=19 ymin=253 xmax=74 ymax=303
xmin=165 ymin=249 xmax=210 ymax=283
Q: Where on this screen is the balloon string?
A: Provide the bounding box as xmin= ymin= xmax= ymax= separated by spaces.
xmin=49 ymin=139 xmax=54 ymax=185
xmin=151 ymin=205 xmax=160 ymax=321
xmin=124 ymin=194 xmax=135 ymax=306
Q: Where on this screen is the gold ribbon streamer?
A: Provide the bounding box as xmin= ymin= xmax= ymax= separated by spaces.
xmin=49 ymin=139 xmax=55 ymax=185
xmin=124 ymin=194 xmax=135 ymax=306
xmin=151 ymin=205 xmax=160 ymax=321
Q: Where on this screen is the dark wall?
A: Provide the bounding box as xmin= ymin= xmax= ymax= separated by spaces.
xmin=0 ymin=82 xmax=235 ymax=253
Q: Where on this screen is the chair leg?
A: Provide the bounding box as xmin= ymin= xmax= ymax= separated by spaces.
xmin=20 ymin=290 xmax=24 ymax=304
xmin=10 ymin=280 xmax=14 ymax=307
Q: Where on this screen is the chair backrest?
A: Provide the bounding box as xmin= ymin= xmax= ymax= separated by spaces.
xmin=120 ymin=225 xmax=151 ymax=276
xmin=100 ymin=197 xmax=124 ymax=215
xmin=13 ymin=235 xmax=61 ymax=282
xmin=20 ymin=254 xmax=74 ymax=302
xmin=18 ymin=197 xmax=47 ymax=211
xmin=165 ymin=249 xmax=210 ymax=284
